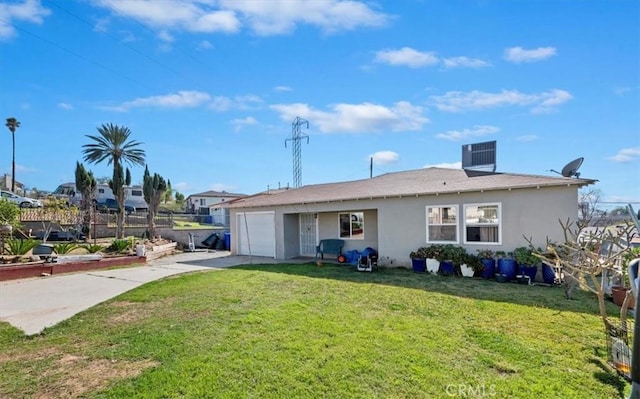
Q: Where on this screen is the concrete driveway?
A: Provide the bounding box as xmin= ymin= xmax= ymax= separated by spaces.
xmin=0 ymin=251 xmax=276 ymax=336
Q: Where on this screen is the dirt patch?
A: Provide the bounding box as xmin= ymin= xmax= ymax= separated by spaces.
xmin=0 ymin=346 xmax=59 ymax=364
xmin=37 ymin=354 xmax=159 ymax=399
xmin=105 ymin=299 xmax=174 ymax=326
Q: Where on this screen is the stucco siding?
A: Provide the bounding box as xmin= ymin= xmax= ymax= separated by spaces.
xmin=229 ymin=184 xmax=580 ymax=264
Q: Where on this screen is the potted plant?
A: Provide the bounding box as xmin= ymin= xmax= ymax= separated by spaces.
xmin=438 ymin=245 xmax=467 ymax=276
xmin=496 ymin=251 xmax=517 ymax=282
xmin=460 ymin=253 xmax=484 ymax=277
xmin=409 ymin=247 xmax=428 ymax=273
xmin=476 ymin=249 xmax=496 ymax=279
xmin=513 ymin=246 xmax=539 ymax=284
xmin=612 ymin=248 xmax=639 ymax=309
xmin=422 ymin=244 xmax=446 ymax=273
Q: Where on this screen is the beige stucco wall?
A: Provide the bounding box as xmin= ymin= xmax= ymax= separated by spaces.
xmin=230 ymin=185 xmax=579 ymax=266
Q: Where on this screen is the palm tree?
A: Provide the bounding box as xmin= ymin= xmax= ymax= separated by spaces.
xmin=82 ymin=123 xmax=145 ymax=238
xmin=5 ymin=117 xmax=21 ymax=192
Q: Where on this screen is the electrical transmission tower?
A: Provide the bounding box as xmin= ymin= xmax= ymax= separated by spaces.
xmin=284 ymin=116 xmax=309 ymax=188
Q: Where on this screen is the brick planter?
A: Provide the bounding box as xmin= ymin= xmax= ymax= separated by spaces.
xmin=0 ymin=241 xmax=178 ymax=282
xmin=0 ymin=256 xmax=146 ymax=281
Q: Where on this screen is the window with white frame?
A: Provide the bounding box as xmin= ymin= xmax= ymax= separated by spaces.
xmin=339 ymin=212 xmax=364 ymax=239
xmin=464 ymin=203 xmax=501 ymax=244
xmin=426 ymin=205 xmax=458 ymax=243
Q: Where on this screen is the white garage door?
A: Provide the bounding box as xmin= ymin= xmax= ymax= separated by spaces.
xmin=237 ymin=212 xmax=276 ymax=257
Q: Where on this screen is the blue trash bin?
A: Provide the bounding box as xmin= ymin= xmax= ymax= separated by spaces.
xmin=224 ymin=232 xmax=231 ymax=250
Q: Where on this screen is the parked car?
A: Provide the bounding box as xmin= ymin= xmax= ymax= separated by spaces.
xmin=33 ymin=229 xmax=85 ymax=241
xmin=0 ymin=190 xmax=42 ymax=208
xmin=96 ymin=198 xmax=135 ymax=215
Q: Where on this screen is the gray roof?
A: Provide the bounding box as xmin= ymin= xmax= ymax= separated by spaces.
xmin=187 ymin=190 xmax=246 ymax=199
xmin=227 ymin=167 xmax=596 ymax=209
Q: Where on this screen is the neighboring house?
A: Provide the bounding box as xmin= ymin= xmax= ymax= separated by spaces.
xmin=185 ymin=190 xmax=247 ymax=225
xmin=226 ymin=167 xmax=596 ymax=264
xmin=0 ymin=174 xmax=24 ymax=194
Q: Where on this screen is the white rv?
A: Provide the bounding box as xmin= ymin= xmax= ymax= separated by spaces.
xmin=52 ymin=182 xmax=147 ymax=211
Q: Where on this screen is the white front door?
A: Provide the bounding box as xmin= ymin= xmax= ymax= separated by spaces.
xmin=299 ymin=213 xmax=317 ymax=257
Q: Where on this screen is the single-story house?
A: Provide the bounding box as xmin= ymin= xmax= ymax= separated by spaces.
xmin=185 ymin=190 xmax=246 ymax=215
xmin=226 ymin=167 xmax=596 ymax=266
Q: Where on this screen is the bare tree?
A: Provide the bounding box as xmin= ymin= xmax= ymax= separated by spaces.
xmin=526 ymin=219 xmax=635 ymax=322
xmin=578 ymin=188 xmax=604 ymax=223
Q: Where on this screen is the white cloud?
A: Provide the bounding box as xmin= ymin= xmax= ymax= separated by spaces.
xmin=94 ymin=17 xmax=109 ymax=33
xmin=443 ymin=56 xmax=491 ymax=69
xmin=102 ymin=90 xmax=211 ymax=111
xmin=95 ymin=0 xmax=388 ymax=37
xmin=231 ymin=116 xmax=258 ymax=131
xmin=58 ymin=102 xmax=74 ymax=110
xmin=613 ymin=86 xmax=631 ymax=95
xmin=423 ymin=162 xmax=462 ymax=169
xmin=197 ymin=40 xmax=213 ymax=50
xmin=430 ymin=89 xmax=572 ymax=113
xmin=221 ymin=0 xmax=389 ymax=35
xmin=607 ymin=147 xmax=640 ymax=162
xmin=0 ymin=0 xmax=51 ymax=40
xmin=374 ymin=47 xmax=438 ymax=68
xmin=274 ymin=85 xmax=293 ymax=92
xmin=271 ymin=101 xmax=429 ymax=133
xmin=370 ymin=151 xmax=399 ymax=165
xmin=95 ymin=0 xmax=241 ymax=34
xmin=209 ymin=95 xmax=263 ymax=112
xmin=436 ymin=125 xmax=499 ymax=141
xmin=157 ymin=30 xmax=174 ymax=43
xmin=516 ymin=135 xmax=538 ymax=142
xmin=503 ymin=46 xmax=557 ymax=63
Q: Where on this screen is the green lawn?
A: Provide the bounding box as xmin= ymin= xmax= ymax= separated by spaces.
xmin=0 ymin=264 xmax=632 ymax=398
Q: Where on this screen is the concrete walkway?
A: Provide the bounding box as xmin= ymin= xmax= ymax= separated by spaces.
xmin=0 ymin=251 xmax=280 ymax=336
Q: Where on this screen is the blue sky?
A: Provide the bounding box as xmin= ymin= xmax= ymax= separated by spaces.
xmin=0 ymin=0 xmax=638 ymax=209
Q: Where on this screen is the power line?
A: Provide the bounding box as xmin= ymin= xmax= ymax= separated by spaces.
xmin=0 ymin=17 xmax=155 ymax=91
xmin=100 ymin=0 xmax=218 ymax=83
xmin=46 ymin=0 xmax=189 ymax=84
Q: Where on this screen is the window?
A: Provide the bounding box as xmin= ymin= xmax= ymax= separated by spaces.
xmin=464 ymin=203 xmax=501 ymax=244
xmin=339 ymin=212 xmax=364 ymax=239
xmin=427 ymin=205 xmax=458 ymax=243
xmin=131 ymin=190 xmax=142 ymax=197
xmin=199 ymin=198 xmax=206 ymax=206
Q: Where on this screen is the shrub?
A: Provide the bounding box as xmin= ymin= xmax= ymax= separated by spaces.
xmin=476 ymin=249 xmax=495 ymax=259
xmin=0 ymin=200 xmax=21 ymax=228
xmin=463 ymin=253 xmax=485 ymax=273
xmin=410 ymin=244 xmax=447 ymax=260
xmin=513 ymin=246 xmax=540 ymax=266
xmin=440 ymin=244 xmax=468 ymax=265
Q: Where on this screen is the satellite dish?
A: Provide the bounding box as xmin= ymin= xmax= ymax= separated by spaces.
xmin=551 ymin=157 xmax=584 ymax=178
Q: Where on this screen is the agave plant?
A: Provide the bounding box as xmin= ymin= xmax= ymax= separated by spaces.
xmin=81 ymin=244 xmax=104 ymax=254
xmin=53 ymin=242 xmax=80 ymax=255
xmin=106 ymin=239 xmax=131 ymax=254
xmin=4 ymin=239 xmax=40 ymax=256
